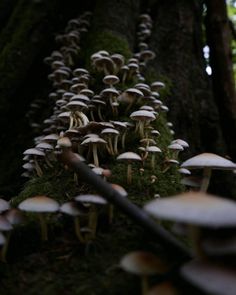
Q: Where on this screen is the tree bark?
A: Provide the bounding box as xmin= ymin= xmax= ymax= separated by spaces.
xmin=148 ymin=0 xmax=226 ymax=158
xmin=205 ymin=0 xmax=236 ymax=160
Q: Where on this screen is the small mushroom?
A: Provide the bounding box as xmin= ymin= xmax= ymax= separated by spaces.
xmin=120 ymin=251 xmax=168 ymax=295
xmin=117 ymin=152 xmax=142 ymax=184
xmin=181 ymin=153 xmax=236 ymax=192
xmin=18 ymin=196 xmax=59 ymax=241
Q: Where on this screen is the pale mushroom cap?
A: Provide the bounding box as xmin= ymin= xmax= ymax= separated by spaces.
xmin=181 ymin=153 xmax=236 ymax=170
xmin=74 ymin=194 xmax=107 ymax=205
xmin=23 ymin=148 xmax=45 ymax=157
xmin=120 ymin=251 xmax=167 ymax=275
xmin=81 ymin=137 xmax=107 ymax=145
xmin=101 ymin=128 xmax=119 ymax=135
xmin=111 ymin=183 xmax=128 ymax=197
xmin=18 ymin=196 xmax=59 ymax=213
xmin=117 ymin=152 xmax=142 ymax=161
xmin=60 ymin=202 xmax=82 ymax=216
xmin=0 ymin=232 xmax=6 ymax=245
xmin=144 ymin=191 xmax=236 ymax=228
xmin=130 ymin=110 xmax=156 ymax=121
xmin=5 ymin=209 xmax=25 ymax=225
xmin=181 ymin=259 xmax=236 ymax=295
xmin=0 ymin=215 xmax=13 ymax=231
xmin=57 ymin=137 xmax=72 ymax=148
xmin=103 ymin=75 xmax=120 ymax=85
xmin=178 ymin=168 xmax=191 ymax=175
xmin=0 ymin=198 xmax=10 ymax=213
xmin=172 ymin=139 xmax=189 ymax=148
xmin=168 ymin=143 xmax=184 ymax=151
xmin=146 ymin=146 xmax=162 ymax=153
xmin=36 ymin=142 xmax=54 ymax=150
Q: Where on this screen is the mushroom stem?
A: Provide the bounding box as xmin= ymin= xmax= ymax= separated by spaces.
xmin=98 ymin=107 xmax=104 ymax=121
xmin=108 ymin=137 xmax=114 ymax=155
xmin=38 ymin=213 xmax=48 ymax=241
xmin=34 ymin=159 xmax=43 ymax=177
xmin=188 ymin=225 xmax=205 ymax=259
xmin=113 ymin=135 xmax=119 ymax=155
xmin=200 ymin=167 xmax=212 ymax=192
xmin=69 ymin=114 xmax=74 ymax=129
xmin=88 ymin=205 xmax=98 ymax=239
xmin=74 ymin=216 xmax=84 ymax=243
xmin=141 ymin=275 xmax=149 ymax=295
xmin=139 ymin=122 xmax=145 ymax=138
xmin=121 ymin=131 xmax=127 ymax=149
xmin=127 ymin=163 xmax=132 ymax=184
xmin=92 ymin=144 xmax=99 ymax=167
xmin=1 ymin=232 xmax=11 ymax=262
xmin=151 ymin=155 xmax=155 ymax=170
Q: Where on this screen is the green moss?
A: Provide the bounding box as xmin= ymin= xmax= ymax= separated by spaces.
xmin=82 ymin=29 xmax=132 ymax=69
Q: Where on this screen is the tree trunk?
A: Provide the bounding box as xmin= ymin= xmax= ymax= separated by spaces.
xmin=149 ymin=0 xmax=226 ymax=158
xmin=205 ymin=0 xmax=236 ymax=160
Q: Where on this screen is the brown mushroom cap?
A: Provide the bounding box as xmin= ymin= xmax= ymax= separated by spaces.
xmin=181 ymin=259 xmax=236 ymax=295
xmin=144 ymin=191 xmax=236 ymax=228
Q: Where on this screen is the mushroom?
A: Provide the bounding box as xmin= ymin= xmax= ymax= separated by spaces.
xmin=181 ymin=259 xmax=236 ymax=295
xmin=181 ymin=153 xmax=236 ymax=192
xmin=74 ymin=194 xmax=107 ymax=239
xmin=144 ymin=191 xmax=236 ymax=257
xmin=130 ymin=110 xmax=156 ymax=138
xmin=120 ymin=251 xmax=168 ymax=295
xmin=60 ymin=201 xmax=86 ymax=242
xmin=0 ymin=215 xmax=13 ymax=261
xmin=117 ymin=152 xmax=142 ymax=184
xmin=18 ymin=196 xmax=59 ymax=241
xmin=81 ymin=136 xmax=107 ymax=167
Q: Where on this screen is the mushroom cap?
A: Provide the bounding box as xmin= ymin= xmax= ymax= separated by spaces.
xmin=60 ymin=201 xmax=84 ymax=216
xmin=5 ymin=209 xmax=25 ymax=225
xmin=181 ymin=153 xmax=236 ymax=170
xmin=36 ymin=142 xmax=54 ymax=150
xmin=144 ymin=191 xmax=236 ymax=228
xmin=168 ymin=143 xmax=184 ymax=151
xmin=120 ymin=251 xmax=167 ymax=275
xmin=181 ymin=259 xmax=236 ymax=295
xmin=178 ymin=168 xmax=191 ymax=175
xmin=171 ymin=139 xmax=189 ymax=148
xmin=23 ymin=148 xmax=45 ymax=157
xmin=103 ymin=75 xmax=120 ymax=85
xmin=111 ymin=183 xmax=128 ymax=197
xmin=130 ymin=110 xmax=156 ymax=121
xmin=0 ymin=198 xmax=10 ymax=213
xmin=0 ymin=215 xmax=13 ymax=231
xmin=117 ymin=152 xmax=142 ymax=161
xmin=18 ymin=196 xmax=59 ymax=213
xmin=57 ymin=137 xmax=72 ymax=148
xmin=101 ymin=128 xmax=119 ymax=135
xmin=74 ymin=194 xmax=107 ymax=205
xmin=146 ymin=146 xmax=162 ymax=153
xmin=81 ymin=136 xmax=106 ymax=145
